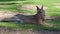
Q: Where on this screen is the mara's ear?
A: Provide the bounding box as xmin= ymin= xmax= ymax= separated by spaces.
xmin=40 ymin=5 xmax=43 ymax=10
xmin=36 ymin=5 xmax=43 ymax=11
xmin=36 ymin=6 xmax=40 ymax=11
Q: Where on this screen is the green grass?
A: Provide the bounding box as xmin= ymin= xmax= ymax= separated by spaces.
xmin=0 ymin=21 xmax=60 ymax=31
xmin=0 ymin=0 xmax=60 ymax=31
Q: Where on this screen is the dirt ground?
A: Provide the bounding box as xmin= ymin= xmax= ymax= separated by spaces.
xmin=19 ymin=4 xmax=48 ymax=10
xmin=54 ymin=3 xmax=60 ymax=8
xmin=0 ymin=28 xmax=60 ymax=34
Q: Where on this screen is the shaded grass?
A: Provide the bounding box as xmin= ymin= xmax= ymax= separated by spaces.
xmin=46 ymin=20 xmax=60 ymax=31
xmin=0 ymin=21 xmax=60 ymax=31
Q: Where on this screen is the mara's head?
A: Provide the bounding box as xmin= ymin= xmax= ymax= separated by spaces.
xmin=36 ymin=5 xmax=45 ymax=23
xmin=36 ymin=5 xmax=45 ymax=16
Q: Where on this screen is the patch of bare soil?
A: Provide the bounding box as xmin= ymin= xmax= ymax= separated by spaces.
xmin=54 ymin=3 xmax=60 ymax=8
xmin=0 ymin=10 xmax=18 ymax=21
xmin=0 ymin=28 xmax=37 ymax=34
xmin=38 ymin=30 xmax=60 ymax=34
xmin=55 ymin=2 xmax=60 ymax=5
xmin=55 ymin=5 xmax=60 ymax=8
xmin=0 ymin=5 xmax=8 ymax=7
xmin=18 ymin=4 xmax=48 ymax=10
xmin=0 ymin=28 xmax=60 ymax=34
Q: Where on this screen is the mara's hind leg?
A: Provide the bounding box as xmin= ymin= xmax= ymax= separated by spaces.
xmin=16 ymin=19 xmax=24 ymax=24
xmin=12 ymin=16 xmax=24 ymax=24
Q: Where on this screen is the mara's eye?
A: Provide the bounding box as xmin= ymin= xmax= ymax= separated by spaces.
xmin=40 ymin=12 xmax=42 ymax=13
xmin=44 ymin=15 xmax=45 ymax=16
